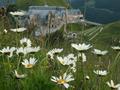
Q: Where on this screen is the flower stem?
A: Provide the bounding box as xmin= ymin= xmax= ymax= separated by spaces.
xmin=112 ymin=51 xmax=120 ymax=67
xmin=98 ymin=56 xmax=102 ymax=68
xmin=17 ymin=55 xmax=21 ymax=70
xmin=7 ymin=56 xmax=11 ymax=70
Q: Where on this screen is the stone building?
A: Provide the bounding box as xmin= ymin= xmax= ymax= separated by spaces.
xmin=27 ymin=5 xmax=83 ymax=36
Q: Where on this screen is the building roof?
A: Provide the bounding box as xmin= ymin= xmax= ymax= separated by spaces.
xmin=67 ymin=9 xmax=81 ymax=15
xmin=29 ymin=5 xmax=65 ymax=11
xmin=28 ymin=5 xmax=65 ymax=18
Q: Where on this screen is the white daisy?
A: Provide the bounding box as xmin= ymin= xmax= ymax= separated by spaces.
xmin=47 ymin=48 xmax=63 ymax=59
xmin=16 ymin=47 xmax=27 ymax=55
xmin=51 ymin=48 xmax=63 ymax=54
xmin=0 ymin=47 xmax=16 ymax=57
xmin=20 ymin=38 xmax=32 ymax=47
xmin=26 ymin=46 xmax=40 ymax=54
xmin=51 ymin=72 xmax=74 ymax=88
xmin=71 ymin=43 xmax=92 ymax=52
xmin=10 ymin=11 xmax=26 ymax=16
xmin=21 ymin=57 xmax=37 ymax=68
xmin=106 ymin=80 xmax=120 ymax=89
xmin=16 ymin=47 xmax=40 ymax=55
xmin=57 ymin=54 xmax=77 ymax=72
xmin=14 ymin=70 xmax=27 ymax=79
xmin=4 ymin=29 xmax=8 ymax=34
xmin=92 ymin=49 xmax=108 ymax=56
xmin=10 ymin=27 xmax=27 ymax=32
xmin=57 ymin=54 xmax=77 ymax=66
xmin=93 ymin=70 xmax=107 ymax=76
xmin=85 ymin=75 xmax=90 ymax=80
xmin=112 ymin=46 xmax=120 ymax=51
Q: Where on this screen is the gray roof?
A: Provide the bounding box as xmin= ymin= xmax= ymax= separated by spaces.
xmin=28 ymin=6 xmax=65 ymax=18
xmin=67 ymin=9 xmax=81 ymax=15
xmin=29 ymin=6 xmax=65 ymax=11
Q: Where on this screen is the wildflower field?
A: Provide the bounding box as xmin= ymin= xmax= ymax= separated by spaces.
xmin=0 ymin=1 xmax=120 ymax=90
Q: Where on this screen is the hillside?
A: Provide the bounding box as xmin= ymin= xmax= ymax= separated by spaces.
xmin=83 ymin=21 xmax=120 ymax=48
xmin=92 ymin=21 xmax=120 ymax=46
xmin=16 ymin=0 xmax=66 ymax=10
xmin=70 ymin=0 xmax=120 ymax=24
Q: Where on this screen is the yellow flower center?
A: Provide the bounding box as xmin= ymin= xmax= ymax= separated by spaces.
xmin=57 ymin=79 xmax=66 ymax=84
xmin=25 ymin=64 xmax=33 ymax=68
xmin=60 ymin=61 xmax=65 ymax=65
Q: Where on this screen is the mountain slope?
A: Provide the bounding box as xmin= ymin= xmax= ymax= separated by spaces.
xmin=70 ymin=0 xmax=120 ymax=24
xmin=16 ymin=0 xmax=66 ymax=9
xmin=89 ymin=21 xmax=120 ymax=48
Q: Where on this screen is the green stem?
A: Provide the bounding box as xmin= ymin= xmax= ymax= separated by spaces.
xmin=7 ymin=56 xmax=11 ymax=70
xmin=2 ymin=55 xmax=6 ymax=73
xmin=97 ymin=76 xmax=101 ymax=90
xmin=66 ymin=65 xmax=71 ymax=73
xmin=110 ymin=51 xmax=120 ymax=79
xmin=113 ymin=51 xmax=120 ymax=65
xmin=111 ymin=51 xmax=120 ymax=70
xmin=17 ymin=55 xmax=21 ymax=70
xmin=98 ymin=56 xmax=102 ymax=68
xmin=97 ymin=56 xmax=102 ymax=90
xmin=81 ymin=52 xmax=85 ymax=90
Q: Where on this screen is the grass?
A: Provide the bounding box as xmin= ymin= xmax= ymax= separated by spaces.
xmin=16 ymin=0 xmax=66 ymax=10
xmin=92 ymin=22 xmax=120 ymax=50
xmin=81 ymin=21 xmax=120 ymax=49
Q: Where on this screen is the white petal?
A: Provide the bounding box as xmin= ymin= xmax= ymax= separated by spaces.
xmin=106 ymin=82 xmax=111 ymax=87
xmin=111 ymin=80 xmax=114 ymax=87
xmin=63 ymin=83 xmax=70 ymax=88
xmin=115 ymin=84 xmax=120 ymax=88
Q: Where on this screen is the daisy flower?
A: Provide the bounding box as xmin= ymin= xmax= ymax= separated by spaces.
xmin=14 ymin=70 xmax=27 ymax=79
xmin=16 ymin=47 xmax=40 ymax=55
xmin=93 ymin=70 xmax=107 ymax=76
xmin=92 ymin=49 xmax=108 ymax=56
xmin=71 ymin=43 xmax=92 ymax=52
xmin=21 ymin=57 xmax=37 ymax=68
xmin=112 ymin=46 xmax=120 ymax=51
xmin=16 ymin=47 xmax=28 ymax=55
xmin=106 ymin=80 xmax=120 ymax=89
xmin=0 ymin=47 xmax=16 ymax=57
xmin=26 ymin=46 xmax=40 ymax=54
xmin=4 ymin=29 xmax=8 ymax=34
xmin=57 ymin=54 xmax=77 ymax=66
xmin=85 ymin=75 xmax=90 ymax=80
xmin=57 ymin=54 xmax=77 ymax=72
xmin=10 ymin=11 xmax=26 ymax=16
xmin=47 ymin=48 xmax=63 ymax=59
xmin=10 ymin=27 xmax=27 ymax=32
xmin=51 ymin=72 xmax=74 ymax=88
xmin=20 ymin=38 xmax=32 ymax=47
